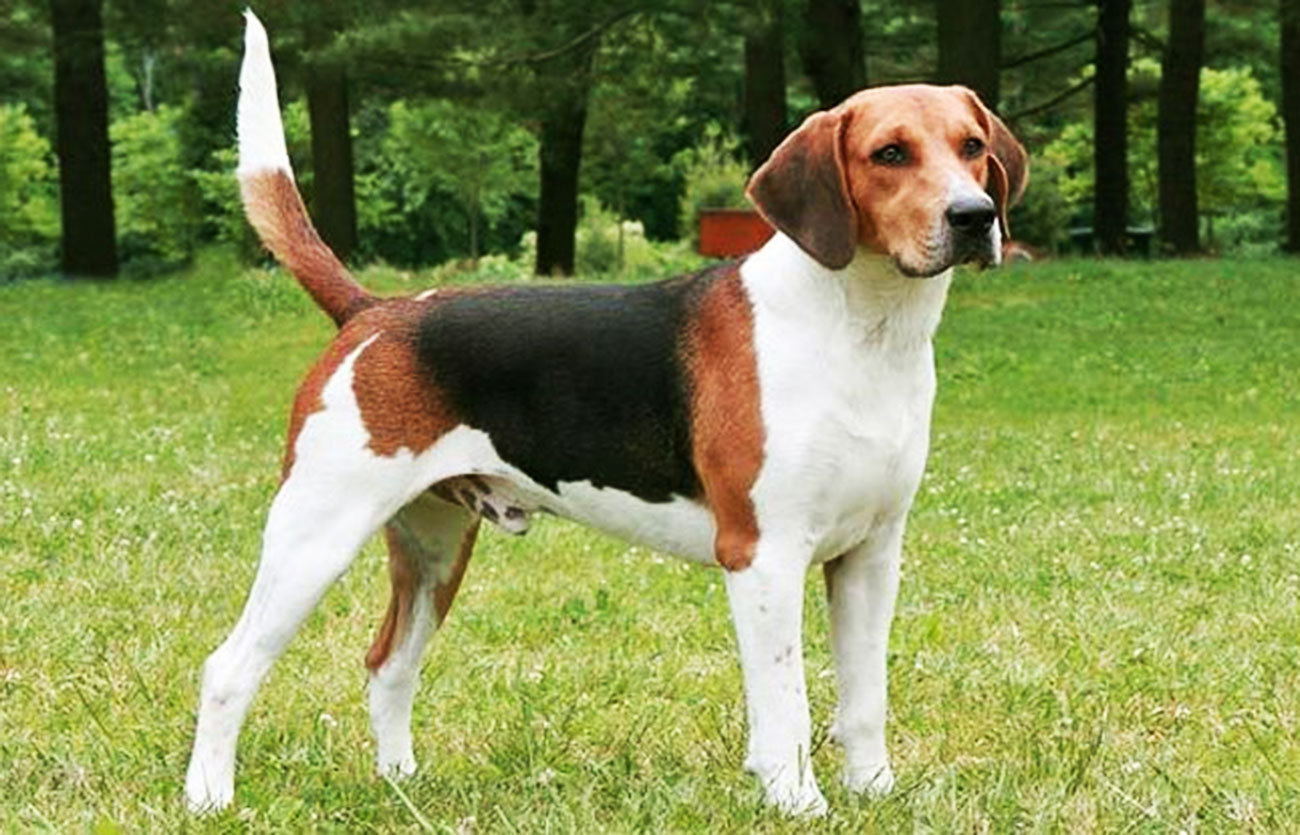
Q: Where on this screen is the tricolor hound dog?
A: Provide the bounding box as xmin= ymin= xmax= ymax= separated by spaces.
xmin=186 ymin=11 xmax=1028 ymax=816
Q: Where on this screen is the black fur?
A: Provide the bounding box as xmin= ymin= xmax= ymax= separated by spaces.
xmin=414 ymin=267 xmax=732 ymax=503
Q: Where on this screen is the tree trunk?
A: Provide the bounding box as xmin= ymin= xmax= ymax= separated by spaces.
xmin=799 ymin=0 xmax=866 ymax=110
xmin=1093 ymin=0 xmax=1130 ymax=255
xmin=1283 ymin=0 xmax=1300 ymax=252
xmin=743 ymin=2 xmax=788 ymax=169
xmin=50 ymin=0 xmax=117 ymax=277
xmin=1156 ymin=0 xmax=1204 ymax=254
xmin=306 ymin=58 xmax=357 ymax=262
xmin=936 ymin=0 xmax=1001 ymax=109
xmin=534 ymin=44 xmax=597 ymax=277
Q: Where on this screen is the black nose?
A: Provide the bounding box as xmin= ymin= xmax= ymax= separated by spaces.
xmin=946 ymin=199 xmax=996 ymax=235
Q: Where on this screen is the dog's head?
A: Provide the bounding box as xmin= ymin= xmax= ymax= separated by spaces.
xmin=747 ymin=84 xmax=1028 ymax=276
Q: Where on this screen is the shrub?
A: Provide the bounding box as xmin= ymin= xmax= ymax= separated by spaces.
xmin=379 ymin=98 xmax=538 ymax=264
xmin=673 ymin=125 xmax=750 ymax=246
xmin=0 ymin=103 xmax=58 ymax=277
xmin=111 ymin=104 xmax=197 ymax=267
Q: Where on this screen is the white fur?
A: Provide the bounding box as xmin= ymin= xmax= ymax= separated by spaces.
xmin=236 ymin=10 xmax=292 ymax=178
xmin=715 ymin=233 xmax=950 ymax=812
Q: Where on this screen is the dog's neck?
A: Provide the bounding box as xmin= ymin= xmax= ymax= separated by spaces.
xmin=742 ymin=233 xmax=953 ymax=353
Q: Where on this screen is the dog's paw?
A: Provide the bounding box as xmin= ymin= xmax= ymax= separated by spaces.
xmin=748 ymin=761 xmax=828 ymax=818
xmin=843 ymin=762 xmax=895 ymax=797
xmin=769 ymin=781 xmax=829 ymax=817
xmin=184 ymin=770 xmax=234 ymax=814
xmin=376 ymin=750 xmax=417 ymax=780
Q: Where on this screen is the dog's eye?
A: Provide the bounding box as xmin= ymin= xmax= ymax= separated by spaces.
xmin=961 ymin=137 xmax=986 ymax=159
xmin=871 ymin=144 xmax=909 ymax=166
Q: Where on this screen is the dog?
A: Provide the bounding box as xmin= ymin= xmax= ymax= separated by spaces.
xmin=185 ymin=11 xmax=1027 ymax=816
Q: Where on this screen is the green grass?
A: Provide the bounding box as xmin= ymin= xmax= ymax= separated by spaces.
xmin=2 ymin=251 xmax=1298 ymax=831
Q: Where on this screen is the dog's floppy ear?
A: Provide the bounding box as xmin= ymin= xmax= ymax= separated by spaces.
xmin=959 ymin=87 xmax=1029 ymax=239
xmin=745 ymin=110 xmax=858 ymax=270
xmin=987 ymin=109 xmax=1028 ymax=207
xmin=983 ymin=105 xmax=1029 ymax=240
xmin=987 ymin=154 xmax=1014 ymax=239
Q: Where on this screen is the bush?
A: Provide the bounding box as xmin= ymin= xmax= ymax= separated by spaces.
xmin=575 ymin=195 xmax=624 ymax=275
xmin=673 ymin=125 xmax=750 ymax=246
xmin=111 ymin=104 xmax=198 ymax=267
xmin=574 ymin=195 xmax=710 ymax=280
xmin=377 ymin=98 xmax=538 ymax=264
xmin=0 ymin=103 xmax=58 ymax=277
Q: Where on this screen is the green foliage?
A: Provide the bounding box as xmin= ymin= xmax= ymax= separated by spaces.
xmin=575 ymin=195 xmax=624 ymax=275
xmin=110 ymin=104 xmax=198 ymax=267
xmin=582 ymin=17 xmax=706 ymax=240
xmin=0 ymin=103 xmax=58 ymax=277
xmin=673 ymin=125 xmax=750 ymax=246
xmin=190 ymin=100 xmax=313 ymax=261
xmin=1036 ymin=61 xmax=1285 ymax=251
xmin=380 ymin=98 xmax=538 ymax=261
xmin=573 ymin=195 xmax=706 ymax=279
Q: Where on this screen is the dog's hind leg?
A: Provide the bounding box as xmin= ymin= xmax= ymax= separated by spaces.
xmin=184 ymin=465 xmax=405 ymax=811
xmin=185 ymin=336 xmax=439 ymax=812
xmin=365 ymin=490 xmax=479 ymax=778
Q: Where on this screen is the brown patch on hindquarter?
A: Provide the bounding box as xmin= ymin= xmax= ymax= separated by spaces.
xmin=280 ymin=298 xmax=462 ymax=479
xmin=349 ymin=305 xmax=460 ymax=458
xmin=684 ymin=268 xmax=765 ymax=571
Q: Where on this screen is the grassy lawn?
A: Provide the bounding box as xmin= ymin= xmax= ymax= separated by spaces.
xmin=2 ymin=251 xmax=1298 ymax=831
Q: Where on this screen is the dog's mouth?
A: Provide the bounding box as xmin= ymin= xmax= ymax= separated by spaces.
xmin=894 ymin=236 xmax=999 ymax=278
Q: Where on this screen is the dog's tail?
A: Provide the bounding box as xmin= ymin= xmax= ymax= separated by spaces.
xmin=237 ymin=10 xmax=372 ymax=327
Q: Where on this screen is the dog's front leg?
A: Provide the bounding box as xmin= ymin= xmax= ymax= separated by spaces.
xmin=823 ymin=522 xmax=903 ymax=796
xmin=723 ymin=542 xmax=827 ymax=817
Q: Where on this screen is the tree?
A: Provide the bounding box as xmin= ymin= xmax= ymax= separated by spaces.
xmin=742 ymin=0 xmax=786 ymax=168
xmin=1156 ymin=0 xmax=1204 ymax=254
xmin=936 ymin=0 xmax=1000 ymax=109
xmin=384 ymin=99 xmax=537 ymax=261
xmin=1093 ymin=0 xmax=1130 ymax=254
xmin=50 ymin=0 xmax=117 ymax=276
xmin=799 ymin=0 xmax=866 ymax=109
xmin=535 ymin=37 xmax=599 ymax=275
xmin=306 ymin=53 xmax=358 ymax=262
xmin=1044 ymin=61 xmax=1284 ymax=250
xmin=1283 ymin=0 xmax=1300 ymax=252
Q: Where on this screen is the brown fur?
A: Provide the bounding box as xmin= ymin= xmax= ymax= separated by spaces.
xmin=747 ymin=85 xmax=1027 ymax=273
xmin=348 ymin=303 xmax=460 ymax=458
xmin=364 ymin=524 xmax=422 ymax=671
xmin=746 ymin=112 xmax=857 ymax=270
xmin=240 ymin=170 xmax=374 ymax=326
xmin=685 ymin=267 xmax=765 ymax=571
xmin=433 ymin=519 xmax=480 ymax=622
xmin=280 ymin=299 xmax=466 ymax=478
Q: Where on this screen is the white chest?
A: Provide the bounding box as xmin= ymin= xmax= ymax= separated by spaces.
xmin=742 ymin=237 xmax=951 ymax=562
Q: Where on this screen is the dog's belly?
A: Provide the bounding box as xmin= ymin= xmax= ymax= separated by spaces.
xmin=548 ymin=481 xmax=717 ymax=563
xmin=418 ymin=425 xmax=717 ymax=564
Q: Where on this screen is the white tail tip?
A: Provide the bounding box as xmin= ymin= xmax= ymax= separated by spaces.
xmin=237 ymin=9 xmax=293 ymax=178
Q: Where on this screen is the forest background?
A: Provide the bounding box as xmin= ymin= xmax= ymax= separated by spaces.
xmin=2 ymin=0 xmax=1298 ymax=280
